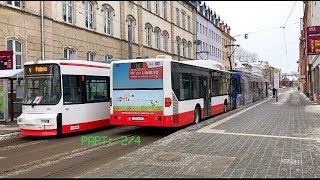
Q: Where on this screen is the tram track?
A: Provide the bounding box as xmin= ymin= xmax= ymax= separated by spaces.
xmin=0 ymin=126 xmax=177 ymax=177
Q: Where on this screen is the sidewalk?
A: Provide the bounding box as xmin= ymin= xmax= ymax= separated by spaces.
xmin=82 ymin=88 xmax=320 ymax=178
xmin=0 ymin=120 xmax=19 ymax=136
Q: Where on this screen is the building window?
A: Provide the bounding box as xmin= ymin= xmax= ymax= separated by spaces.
xmin=181 ymin=11 xmax=186 ymax=29
xmin=176 ymin=8 xmax=180 ymax=26
xmin=64 ymin=47 xmax=76 ymax=60
xmin=85 ymin=1 xmax=93 ymax=29
xmin=105 ymin=53 xmax=113 ymax=59
xmin=63 ymin=1 xmax=73 ymax=23
xmin=176 ymin=36 xmax=181 ymax=55
xmin=87 ymin=51 xmax=95 ymax=61
xmin=163 ymin=30 xmax=169 ymax=52
xmin=155 ymin=1 xmax=159 ymax=15
xmin=188 ymin=41 xmax=192 ymax=58
xmin=7 ymin=39 xmax=23 ymax=69
xmin=163 ymin=1 xmax=167 ymax=19
xmin=182 ymin=39 xmax=186 ymax=57
xmin=146 ymin=1 xmax=151 ymax=11
xmin=145 ymin=23 xmax=153 ymax=47
xmin=7 ymin=1 xmax=20 ymax=8
xmin=155 ymin=27 xmax=161 ymax=50
xmin=127 ymin=15 xmax=136 ymax=43
xmin=103 ymin=5 xmax=114 ymax=35
xmin=187 ymin=16 xmax=191 ymax=32
xmin=200 ymin=24 xmax=202 ymax=34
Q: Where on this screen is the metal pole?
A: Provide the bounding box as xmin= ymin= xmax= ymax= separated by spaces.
xmin=128 ymin=24 xmax=132 ymax=59
xmin=228 ymin=56 xmax=232 ymax=70
xmin=10 ymin=79 xmax=14 ymax=121
xmin=41 ymin=1 xmax=44 ymax=60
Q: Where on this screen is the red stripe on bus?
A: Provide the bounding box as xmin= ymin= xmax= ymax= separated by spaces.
xmin=20 ymin=129 xmax=57 ymax=136
xmin=211 ymin=103 xmax=225 ymax=115
xmin=20 ymin=119 xmax=110 ymax=136
xmin=62 ymin=119 xmax=109 ymax=133
xmin=59 ymin=62 xmax=110 ymax=69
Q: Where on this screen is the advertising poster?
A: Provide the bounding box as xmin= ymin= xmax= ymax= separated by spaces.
xmin=113 ymin=61 xmax=164 ymax=116
xmin=306 ymin=26 xmax=320 ymax=55
xmin=0 ymin=50 xmax=13 ymax=70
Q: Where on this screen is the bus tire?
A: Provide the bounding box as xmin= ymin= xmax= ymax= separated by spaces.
xmin=194 ymin=106 xmax=201 ymax=124
xmin=236 ymin=95 xmax=242 ymax=108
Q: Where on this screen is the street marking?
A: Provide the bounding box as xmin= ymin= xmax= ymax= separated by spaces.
xmin=197 ymin=97 xmax=271 ymax=133
xmin=197 ymin=129 xmax=320 ymax=142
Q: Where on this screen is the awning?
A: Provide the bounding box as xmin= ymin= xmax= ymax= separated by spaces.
xmin=0 ymin=69 xmax=24 ymax=79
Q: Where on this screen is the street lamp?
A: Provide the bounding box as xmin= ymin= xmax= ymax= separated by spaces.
xmin=225 ymin=44 xmax=240 ymax=70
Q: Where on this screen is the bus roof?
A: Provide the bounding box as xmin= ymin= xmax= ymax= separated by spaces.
xmin=24 ymin=60 xmax=110 ymax=68
xmin=110 ymin=58 xmax=230 ymax=73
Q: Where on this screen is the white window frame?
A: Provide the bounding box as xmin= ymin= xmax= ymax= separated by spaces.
xmin=105 ymin=53 xmax=113 ymax=59
xmin=163 ymin=1 xmax=167 ymax=19
xmin=163 ymin=31 xmax=168 ymax=52
xmin=127 ymin=16 xmax=135 ymax=42
xmin=63 ymin=1 xmax=73 ymax=23
xmin=7 ymin=1 xmax=21 ymax=8
xmin=188 ymin=42 xmax=191 ymax=58
xmin=87 ymin=51 xmax=95 ymax=61
xmin=146 ymin=1 xmax=151 ymax=11
xmin=85 ymin=1 xmax=93 ymax=29
xmin=146 ymin=25 xmax=152 ymax=47
xmin=187 ymin=16 xmax=191 ymax=32
xmin=182 ymin=40 xmax=186 ymax=57
xmin=64 ymin=47 xmax=76 ymax=60
xmin=155 ymin=29 xmax=161 ymax=49
xmin=155 ymin=1 xmax=159 ymax=15
xmin=104 ymin=8 xmax=112 ymax=35
xmin=181 ymin=11 xmax=186 ymax=29
xmin=176 ymin=9 xmax=180 ymax=26
xmin=7 ymin=39 xmax=23 ymax=70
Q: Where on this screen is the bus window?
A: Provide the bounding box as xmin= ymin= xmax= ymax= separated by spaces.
xmin=85 ymin=76 xmax=109 ymax=102
xmin=191 ymin=75 xmax=201 ymax=99
xmin=179 ymin=73 xmax=191 ymax=100
xmin=63 ymin=75 xmax=86 ymax=104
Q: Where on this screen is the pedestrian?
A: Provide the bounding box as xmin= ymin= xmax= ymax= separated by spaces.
xmin=272 ymin=88 xmax=276 ymax=98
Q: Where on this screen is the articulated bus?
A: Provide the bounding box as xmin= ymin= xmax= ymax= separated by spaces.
xmin=230 ymin=70 xmax=268 ymax=109
xmin=110 ymin=56 xmax=233 ymax=127
xmin=17 ymin=60 xmax=110 ymax=136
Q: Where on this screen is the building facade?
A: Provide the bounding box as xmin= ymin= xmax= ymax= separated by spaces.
xmin=194 ymin=1 xmax=222 ymax=62
xmin=220 ymin=21 xmax=236 ymax=70
xmin=0 ymin=1 xmax=197 ymax=68
xmin=0 ymin=1 xmax=197 ymax=120
xmin=300 ymin=1 xmax=320 ymax=102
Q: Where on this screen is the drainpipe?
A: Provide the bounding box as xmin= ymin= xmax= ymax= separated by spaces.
xmin=41 ymin=1 xmax=44 ymax=60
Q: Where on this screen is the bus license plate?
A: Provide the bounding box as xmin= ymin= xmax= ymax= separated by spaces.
xmin=131 ymin=117 xmax=144 ymax=121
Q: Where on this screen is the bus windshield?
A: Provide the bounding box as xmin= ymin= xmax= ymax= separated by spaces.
xmin=24 ymin=64 xmax=61 ymax=105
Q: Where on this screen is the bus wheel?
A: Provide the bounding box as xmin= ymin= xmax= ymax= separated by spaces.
xmin=194 ymin=106 xmax=201 ymax=124
xmin=236 ymin=95 xmax=242 ymax=108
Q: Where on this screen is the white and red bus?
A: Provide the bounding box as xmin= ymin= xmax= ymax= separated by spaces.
xmin=110 ymin=55 xmax=232 ymax=127
xmin=17 ymin=60 xmax=110 ymax=136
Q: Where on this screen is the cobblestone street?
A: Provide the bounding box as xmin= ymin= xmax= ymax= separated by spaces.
xmin=82 ymin=88 xmax=320 ymax=178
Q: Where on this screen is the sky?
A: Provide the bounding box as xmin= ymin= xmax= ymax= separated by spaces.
xmin=205 ymin=1 xmax=303 ymax=74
